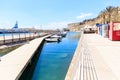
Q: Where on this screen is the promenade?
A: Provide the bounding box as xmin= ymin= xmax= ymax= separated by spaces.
xmin=65 ymin=34 xmax=120 ymax=80
xmin=0 ymin=34 xmax=51 ymax=80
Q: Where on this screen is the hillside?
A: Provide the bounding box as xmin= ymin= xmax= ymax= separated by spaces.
xmin=68 ymin=6 xmax=120 ymax=31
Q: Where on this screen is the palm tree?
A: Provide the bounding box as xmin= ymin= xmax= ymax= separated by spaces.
xmin=105 ymin=6 xmax=115 ymax=22
xmin=118 ymin=7 xmax=120 ymax=21
xmin=115 ymin=7 xmax=120 ymax=22
xmin=99 ymin=10 xmax=106 ymax=24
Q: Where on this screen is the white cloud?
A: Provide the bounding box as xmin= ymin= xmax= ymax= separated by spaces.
xmin=0 ymin=21 xmax=13 ymax=29
xmin=76 ymin=13 xmax=93 ymax=19
xmin=35 ymin=21 xmax=70 ymax=30
xmin=0 ymin=21 xmax=70 ymax=30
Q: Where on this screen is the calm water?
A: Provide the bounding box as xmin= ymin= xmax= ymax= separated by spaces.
xmin=31 ymin=32 xmax=80 ymax=80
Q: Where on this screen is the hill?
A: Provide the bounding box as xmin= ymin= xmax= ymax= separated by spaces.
xmin=68 ymin=6 xmax=120 ymax=31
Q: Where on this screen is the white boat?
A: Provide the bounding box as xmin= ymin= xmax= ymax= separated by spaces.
xmin=57 ymin=31 xmax=67 ymax=37
xmin=45 ymin=37 xmax=61 ymax=42
xmin=51 ymin=35 xmax=62 ymax=38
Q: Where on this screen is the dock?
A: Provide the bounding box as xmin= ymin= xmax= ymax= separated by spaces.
xmin=65 ymin=34 xmax=120 ymax=80
xmin=0 ymin=34 xmax=51 ymax=80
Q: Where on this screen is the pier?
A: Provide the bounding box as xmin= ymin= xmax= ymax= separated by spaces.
xmin=65 ymin=33 xmax=120 ymax=80
xmin=0 ymin=34 xmax=51 ymax=80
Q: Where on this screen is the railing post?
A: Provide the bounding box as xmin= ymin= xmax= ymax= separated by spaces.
xmin=26 ymin=33 xmax=30 ymax=44
xmin=0 ymin=55 xmax=1 ymax=62
xmin=25 ymin=33 xmax=26 ymax=41
xmin=33 ymin=33 xmax=34 ymax=39
xmin=12 ymin=32 xmax=14 ymax=44
xmin=38 ymin=32 xmax=40 ymax=37
xmin=19 ymin=32 xmax=20 ymax=41
xmin=29 ymin=32 xmax=31 ymax=40
xmin=3 ymin=33 xmax=5 ymax=45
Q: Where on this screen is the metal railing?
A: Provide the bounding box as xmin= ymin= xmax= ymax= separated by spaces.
xmin=0 ymin=32 xmax=48 ymax=45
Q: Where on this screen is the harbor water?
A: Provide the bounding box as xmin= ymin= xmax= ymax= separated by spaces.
xmin=31 ymin=32 xmax=80 ymax=80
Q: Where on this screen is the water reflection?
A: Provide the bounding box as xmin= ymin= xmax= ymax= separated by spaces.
xmin=31 ymin=32 xmax=80 ymax=80
xmin=68 ymin=32 xmax=81 ymax=41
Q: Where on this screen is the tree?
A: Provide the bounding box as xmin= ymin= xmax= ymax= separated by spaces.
xmin=99 ymin=10 xmax=107 ymax=24
xmin=105 ymin=6 xmax=115 ymax=22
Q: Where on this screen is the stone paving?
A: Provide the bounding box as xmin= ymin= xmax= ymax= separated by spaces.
xmin=65 ymin=34 xmax=120 ymax=80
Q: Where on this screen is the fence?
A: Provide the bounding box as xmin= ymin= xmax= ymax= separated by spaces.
xmin=0 ymin=32 xmax=48 ymax=45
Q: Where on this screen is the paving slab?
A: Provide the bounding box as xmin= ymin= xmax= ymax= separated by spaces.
xmin=83 ymin=34 xmax=120 ymax=80
xmin=65 ymin=34 xmax=120 ymax=80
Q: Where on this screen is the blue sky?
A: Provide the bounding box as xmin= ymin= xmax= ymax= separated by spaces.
xmin=0 ymin=0 xmax=120 ymax=29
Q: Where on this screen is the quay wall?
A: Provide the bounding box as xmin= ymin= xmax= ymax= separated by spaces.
xmin=65 ymin=33 xmax=83 ymax=80
xmin=18 ymin=37 xmax=45 ymax=80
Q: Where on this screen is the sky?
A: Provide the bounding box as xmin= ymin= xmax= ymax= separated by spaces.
xmin=0 ymin=0 xmax=120 ymax=30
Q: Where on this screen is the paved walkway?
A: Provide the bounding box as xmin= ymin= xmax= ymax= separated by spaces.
xmin=84 ymin=34 xmax=119 ymax=80
xmin=65 ymin=34 xmax=120 ymax=80
xmin=0 ymin=35 xmax=51 ymax=80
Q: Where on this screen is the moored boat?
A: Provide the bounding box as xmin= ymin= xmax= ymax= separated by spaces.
xmin=45 ymin=37 xmax=61 ymax=42
xmin=51 ymin=35 xmax=62 ymax=38
xmin=57 ymin=31 xmax=67 ymax=37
